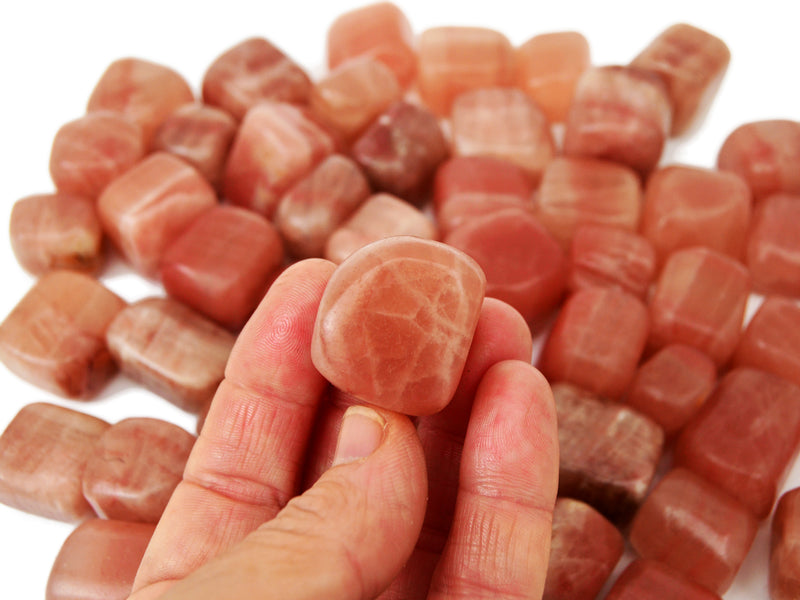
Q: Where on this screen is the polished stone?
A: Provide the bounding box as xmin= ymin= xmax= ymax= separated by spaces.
xmin=746 ymin=193 xmax=800 ymax=297
xmin=771 ymin=487 xmax=800 ymax=600
xmin=605 ymin=559 xmax=723 ymax=600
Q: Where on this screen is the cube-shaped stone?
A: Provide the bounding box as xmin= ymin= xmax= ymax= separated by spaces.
xmin=746 ymin=193 xmax=800 ymax=297
xmin=605 ymin=559 xmax=724 ymax=600
xmin=771 ymin=487 xmax=800 ymax=600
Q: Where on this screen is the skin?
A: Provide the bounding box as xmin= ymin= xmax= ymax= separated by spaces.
xmin=128 ymin=258 xmax=559 ymax=600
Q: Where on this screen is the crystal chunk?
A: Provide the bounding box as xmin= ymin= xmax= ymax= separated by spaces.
xmin=746 ymin=193 xmax=800 ymax=296
xmin=771 ymin=487 xmax=800 ymax=600
xmin=605 ymin=559 xmax=724 ymax=600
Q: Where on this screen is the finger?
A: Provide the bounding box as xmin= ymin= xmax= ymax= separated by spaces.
xmin=428 ymin=360 xmax=559 ymax=600
xmin=153 ymin=407 xmax=427 ymax=600
xmin=131 ymin=259 xmax=336 ymax=595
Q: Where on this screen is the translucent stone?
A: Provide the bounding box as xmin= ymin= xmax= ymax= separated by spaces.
xmin=746 ymin=193 xmax=800 ymax=296
xmin=97 ymin=152 xmax=217 ymax=278
xmin=567 ymin=224 xmax=656 ymax=299
xmin=629 ymin=467 xmax=758 ymax=594
xmin=540 ymin=288 xmax=650 ymax=399
xmin=351 ymin=100 xmax=448 ymax=201
xmin=0 ymin=403 xmax=109 ymax=522
xmin=625 ymin=344 xmax=716 ymax=437
xmin=105 ymin=297 xmax=236 ymax=413
xmin=0 ymin=272 xmax=125 ymax=398
xmin=717 ymin=119 xmax=800 ymax=201
xmin=631 ymin=24 xmax=730 ymax=136
xmin=543 ymin=498 xmax=624 ymax=600
xmin=444 ymin=209 xmax=566 ymax=325
xmin=275 ymin=154 xmax=371 ymax=259
xmin=326 ymin=2 xmax=416 ymax=88
xmin=152 ymin=103 xmax=238 ymax=190
xmin=417 ymin=26 xmax=514 ymax=116
xmin=641 ymin=165 xmax=751 ymax=264
xmin=46 ymin=519 xmax=155 ymax=600
xmin=49 ymin=112 xmax=144 ymax=199
xmin=536 ymin=157 xmax=642 ymax=249
xmin=771 ymin=487 xmax=800 ymax=600
xmin=450 ymin=88 xmax=555 ymax=182
xmin=9 ymin=193 xmax=104 ymax=276
xmin=312 ymin=236 xmax=485 ymax=416
xmin=550 ymin=383 xmax=664 ymax=523
xmin=222 ymin=102 xmax=334 ymax=218
xmin=674 ymin=367 xmax=800 ymax=519
xmin=515 ymin=31 xmax=591 ymax=123
xmin=324 ymin=193 xmax=437 ymax=265
xmin=82 ymin=418 xmax=195 ymax=523
xmin=648 ymin=247 xmax=750 ymax=366
xmin=563 ymin=66 xmax=672 ymax=176
xmin=605 ymin=559 xmax=724 ymax=600
xmin=160 ymin=205 xmax=284 ymax=330
xmin=86 ymin=58 xmax=194 ymax=146
xmin=201 ymin=37 xmax=312 ymax=121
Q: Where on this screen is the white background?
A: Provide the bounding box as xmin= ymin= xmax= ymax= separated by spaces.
xmin=0 ymin=1 xmax=798 ymax=598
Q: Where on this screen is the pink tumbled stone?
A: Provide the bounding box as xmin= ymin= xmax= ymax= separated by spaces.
xmin=648 ymin=247 xmax=750 ymax=366
xmin=717 ymin=120 xmax=800 ymax=202
xmin=567 ymin=224 xmax=656 ymax=299
xmin=222 ymin=101 xmax=334 ymax=218
xmin=0 ymin=403 xmax=109 ymax=522
xmin=275 ymin=154 xmax=371 ymax=259
xmin=543 ymin=498 xmax=624 ymax=600
xmin=97 ymin=152 xmax=217 ymax=278
xmin=46 ymin=519 xmax=155 ymax=600
xmin=551 ymin=383 xmax=664 ymax=523
xmin=312 ymin=236 xmax=485 ymax=416
xmin=202 ymin=37 xmax=312 ymax=121
xmin=325 ymin=193 xmax=436 ymax=265
xmin=49 ymin=112 xmax=145 ymax=199
xmin=444 ymin=209 xmax=566 ymax=326
xmin=87 ymin=58 xmax=193 ymax=146
xmin=563 ymin=66 xmax=672 ymax=176
xmin=626 ymin=344 xmax=716 ymax=437
xmin=631 ymin=24 xmax=730 ymax=136
xmin=605 ymin=559 xmax=723 ymax=600
xmin=10 ymin=193 xmax=104 ymax=276
xmin=746 ymin=193 xmax=800 ymax=296
xmin=641 ymin=165 xmax=751 ymax=264
xmin=160 ymin=205 xmax=284 ymax=330
xmin=106 ymin=297 xmax=236 ymax=413
xmin=0 ymin=272 xmax=125 ymax=398
xmin=82 ymin=418 xmax=194 ymax=523
xmin=629 ymin=467 xmax=758 ymax=594
xmin=536 ymin=157 xmax=642 ymax=249
xmin=771 ymin=487 xmax=800 ymax=600
xmin=450 ymin=88 xmax=555 ymax=182
xmin=675 ymin=367 xmax=800 ymax=519
xmin=540 ymin=287 xmax=650 ymax=399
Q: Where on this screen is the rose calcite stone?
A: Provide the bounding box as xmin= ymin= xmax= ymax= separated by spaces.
xmin=674 ymin=367 xmax=800 ymax=519
xmin=0 ymin=271 xmax=125 ymax=398
xmin=46 ymin=519 xmax=155 ymax=600
xmin=746 ymin=193 xmax=800 ymax=297
xmin=312 ymin=236 xmax=485 ymax=416
xmin=82 ymin=418 xmax=195 ymax=523
xmin=605 ymin=559 xmax=723 ymax=600
xmin=0 ymin=403 xmax=109 ymax=522
xmin=771 ymin=487 xmax=800 ymax=600
xmin=543 ymin=498 xmax=624 ymax=600
xmin=629 ymin=467 xmax=758 ymax=594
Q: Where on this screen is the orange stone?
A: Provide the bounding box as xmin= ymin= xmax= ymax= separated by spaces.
xmin=746 ymin=193 xmax=800 ymax=296
xmin=605 ymin=559 xmax=724 ymax=600
xmin=312 ymin=236 xmax=485 ymax=416
xmin=771 ymin=487 xmax=800 ymax=600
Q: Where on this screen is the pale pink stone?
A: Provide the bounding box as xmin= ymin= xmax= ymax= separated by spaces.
xmin=312 ymin=236 xmax=486 ymax=415
xmin=746 ymin=193 xmax=800 ymax=297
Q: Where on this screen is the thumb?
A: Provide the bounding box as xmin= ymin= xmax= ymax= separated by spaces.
xmin=157 ymin=406 xmax=428 ymax=600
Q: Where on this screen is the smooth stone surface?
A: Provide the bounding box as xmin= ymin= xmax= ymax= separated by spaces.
xmin=201 ymin=37 xmax=311 ymax=121
xmin=82 ymin=418 xmax=195 ymax=523
xmin=629 ymin=467 xmax=758 ymax=594
xmin=0 ymin=271 xmax=125 ymax=398
xmin=97 ymin=152 xmax=217 ymax=277
xmin=746 ymin=193 xmax=800 ymax=297
xmin=312 ymin=236 xmax=485 ymax=415
xmin=49 ymin=112 xmax=144 ymax=199
xmin=10 ymin=192 xmax=104 ymax=276
xmin=543 ymin=498 xmax=624 ymax=600
xmin=0 ymin=403 xmax=109 ymax=522
xmin=45 ymin=519 xmax=155 ymax=600
xmin=160 ymin=205 xmax=284 ymax=330
xmin=675 ymin=367 xmax=800 ymax=519
xmin=605 ymin=559 xmax=723 ymax=600
xmin=105 ymin=297 xmax=236 ymax=413
xmin=771 ymin=487 xmax=800 ymax=600
xmin=551 ymin=383 xmax=664 ymax=523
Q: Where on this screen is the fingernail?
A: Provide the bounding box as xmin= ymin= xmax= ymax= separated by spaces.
xmin=332 ymin=406 xmax=386 ymax=466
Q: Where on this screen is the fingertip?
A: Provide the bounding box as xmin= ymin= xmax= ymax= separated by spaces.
xmin=479 ymin=298 xmax=534 ymax=362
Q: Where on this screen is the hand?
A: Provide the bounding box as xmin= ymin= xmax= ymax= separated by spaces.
xmin=127 ymin=258 xmax=559 ymax=600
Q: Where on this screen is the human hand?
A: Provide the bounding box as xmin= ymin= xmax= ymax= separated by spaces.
xmin=127 ymin=258 xmax=559 ymax=600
